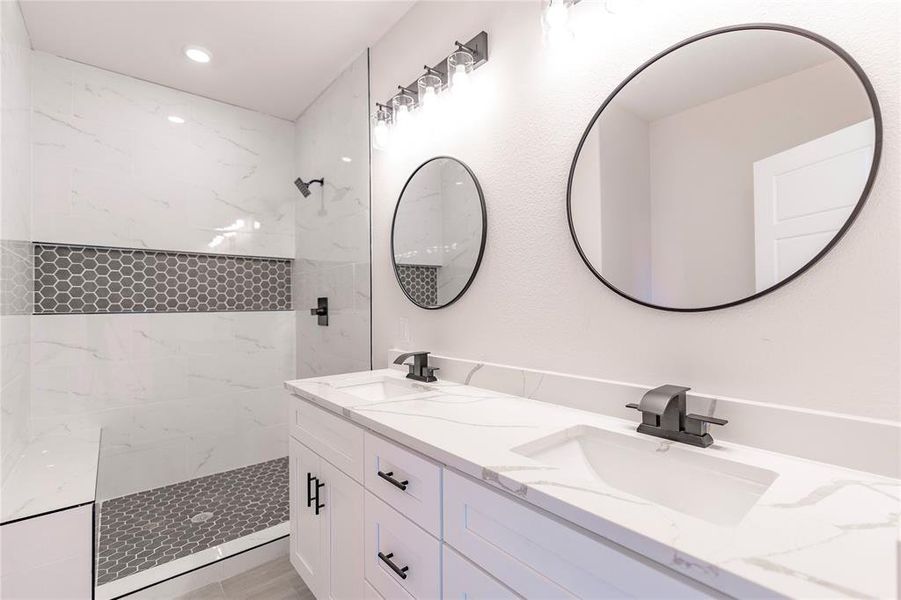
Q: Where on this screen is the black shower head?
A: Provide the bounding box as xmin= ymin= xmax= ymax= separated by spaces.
xmin=294 ymin=177 xmax=324 ymax=198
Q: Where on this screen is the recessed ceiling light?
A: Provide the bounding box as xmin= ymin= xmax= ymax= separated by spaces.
xmin=341 ymin=156 xmax=352 ymax=163
xmin=184 ymin=46 xmax=212 ymax=64
xmin=167 ymin=115 xmax=185 ymax=124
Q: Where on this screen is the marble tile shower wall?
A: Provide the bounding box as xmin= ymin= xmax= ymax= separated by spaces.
xmin=28 ymin=53 xmax=298 ymax=499
xmin=294 ymin=52 xmax=371 ymax=377
xmin=31 ymin=52 xmax=295 ymax=258
xmin=0 ymin=0 xmax=33 ymax=483
xmin=32 ymin=311 xmax=294 ymax=499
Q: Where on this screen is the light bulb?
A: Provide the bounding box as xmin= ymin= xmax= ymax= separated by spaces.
xmin=423 ymin=86 xmax=437 ymax=107
xmin=396 ymin=104 xmax=410 ymax=125
xmin=373 ymin=119 xmax=391 ymax=150
xmin=543 ymin=0 xmax=574 ymax=47
xmin=545 ymin=2 xmax=568 ymax=28
xmin=452 ymin=64 xmax=470 ymax=90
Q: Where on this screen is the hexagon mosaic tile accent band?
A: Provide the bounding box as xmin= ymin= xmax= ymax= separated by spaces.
xmin=397 ymin=264 xmax=438 ymax=307
xmin=33 ymin=243 xmax=292 ymax=314
xmin=95 ymin=457 xmax=288 ymax=585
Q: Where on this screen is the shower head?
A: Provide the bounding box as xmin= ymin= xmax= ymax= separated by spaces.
xmin=294 ymin=177 xmax=324 ymax=198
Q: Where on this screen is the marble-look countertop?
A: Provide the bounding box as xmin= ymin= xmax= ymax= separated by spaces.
xmin=285 ymin=369 xmax=899 ymax=599
xmin=1 ymin=428 xmax=100 ymax=523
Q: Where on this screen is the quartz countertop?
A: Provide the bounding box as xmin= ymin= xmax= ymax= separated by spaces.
xmin=285 ymin=369 xmax=899 ymax=599
xmin=1 ymin=428 xmax=100 ymax=524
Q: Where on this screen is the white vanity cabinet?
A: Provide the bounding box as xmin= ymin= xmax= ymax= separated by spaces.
xmin=288 ymin=400 xmax=366 ymax=600
xmin=289 ymin=394 xmax=716 ymax=600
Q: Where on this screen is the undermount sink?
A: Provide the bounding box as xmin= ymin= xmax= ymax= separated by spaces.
xmin=512 ymin=425 xmax=777 ymax=526
xmin=335 ymin=377 xmax=433 ymax=402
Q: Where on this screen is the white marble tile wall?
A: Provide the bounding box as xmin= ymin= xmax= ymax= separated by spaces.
xmin=31 ymin=52 xmax=296 ymax=258
xmin=32 ymin=311 xmax=295 ymax=499
xmin=0 ymin=0 xmax=33 ymax=483
xmin=294 ymin=52 xmax=371 ymax=377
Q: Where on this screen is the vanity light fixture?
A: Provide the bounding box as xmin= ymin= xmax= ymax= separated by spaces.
xmin=184 ymin=45 xmax=212 ymax=64
xmin=372 ymin=31 xmax=488 ymax=150
xmin=372 ymin=103 xmax=393 ymax=150
xmin=417 ymin=69 xmax=443 ymax=113
xmin=167 ymin=115 xmax=185 ymax=124
xmin=448 ymin=46 xmax=475 ymax=94
xmin=542 ymin=0 xmax=576 ymax=46
xmin=391 ymin=90 xmax=416 ymax=126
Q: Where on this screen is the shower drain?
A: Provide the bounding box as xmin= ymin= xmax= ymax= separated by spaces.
xmin=190 ymin=511 xmax=214 ymax=524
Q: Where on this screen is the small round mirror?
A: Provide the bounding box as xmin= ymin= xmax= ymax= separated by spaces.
xmin=568 ymin=25 xmax=881 ymax=311
xmin=392 ymin=157 xmax=487 ymax=309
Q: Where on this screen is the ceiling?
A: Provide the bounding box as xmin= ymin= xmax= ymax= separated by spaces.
xmin=615 ymin=29 xmax=839 ymax=122
xmin=19 ymin=1 xmax=414 ymax=121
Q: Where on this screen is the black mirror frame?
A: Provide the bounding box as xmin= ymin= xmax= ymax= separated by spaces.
xmin=566 ymin=23 xmax=883 ymax=313
xmin=391 ymin=156 xmax=488 ymax=310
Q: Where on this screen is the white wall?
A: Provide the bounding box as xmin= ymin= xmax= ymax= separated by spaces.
xmin=370 ymin=0 xmax=899 ymax=421
xmin=294 ymin=52 xmax=371 ymax=377
xmin=598 ymin=102 xmax=651 ymax=299
xmin=0 ymin=0 xmax=32 ymax=483
xmin=28 ymin=54 xmax=297 ymax=499
xmin=648 ymin=59 xmax=873 ymax=307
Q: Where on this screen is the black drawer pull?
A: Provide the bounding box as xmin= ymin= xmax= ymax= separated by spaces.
xmin=306 ymin=473 xmax=315 ymax=507
xmin=378 ymin=552 xmax=409 ymax=580
xmin=314 ymin=479 xmax=325 ymax=515
xmin=377 ymin=470 xmax=409 ymax=491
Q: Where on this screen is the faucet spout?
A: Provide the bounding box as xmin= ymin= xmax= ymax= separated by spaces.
xmin=393 ymin=351 xmax=439 ymax=383
xmin=626 ymin=384 xmax=726 ymax=448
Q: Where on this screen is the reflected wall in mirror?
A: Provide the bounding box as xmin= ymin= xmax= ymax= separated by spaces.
xmin=392 ymin=157 xmax=487 ymax=309
xmin=568 ymin=25 xmax=881 ymax=311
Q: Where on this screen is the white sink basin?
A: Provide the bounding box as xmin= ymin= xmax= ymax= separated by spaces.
xmin=512 ymin=425 xmax=777 ymax=526
xmin=335 ymin=377 xmax=433 ymax=402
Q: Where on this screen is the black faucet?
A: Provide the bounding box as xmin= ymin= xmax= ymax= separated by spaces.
xmin=626 ymin=384 xmax=727 ymax=448
xmin=393 ymin=351 xmax=439 ymax=383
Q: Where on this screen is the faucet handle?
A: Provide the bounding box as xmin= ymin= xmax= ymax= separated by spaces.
xmin=684 ymin=413 xmax=727 ymax=436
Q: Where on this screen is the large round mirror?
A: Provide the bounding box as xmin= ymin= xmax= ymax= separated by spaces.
xmin=392 ymin=157 xmax=487 ymax=309
xmin=568 ymin=24 xmax=881 ymax=311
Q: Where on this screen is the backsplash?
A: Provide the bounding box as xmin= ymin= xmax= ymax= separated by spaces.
xmin=387 ymin=349 xmax=900 ymax=479
xmin=33 ymin=244 xmax=292 ymax=314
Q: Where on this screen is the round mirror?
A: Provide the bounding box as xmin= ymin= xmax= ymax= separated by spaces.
xmin=392 ymin=157 xmax=487 ymax=309
xmin=568 ymin=25 xmax=881 ymax=312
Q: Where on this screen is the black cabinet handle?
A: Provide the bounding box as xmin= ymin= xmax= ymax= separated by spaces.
xmin=306 ymin=473 xmax=315 ymax=507
xmin=314 ymin=479 xmax=325 ymax=515
xmin=377 ymin=470 xmax=409 ymax=491
xmin=378 ymin=552 xmax=409 ymax=580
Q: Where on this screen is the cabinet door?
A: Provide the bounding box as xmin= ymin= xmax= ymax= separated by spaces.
xmin=321 ymin=459 xmax=365 ymax=600
xmin=443 ymin=544 xmax=520 ymax=600
xmin=290 ymin=438 xmax=325 ymax=598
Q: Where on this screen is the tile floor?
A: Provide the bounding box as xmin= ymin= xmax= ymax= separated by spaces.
xmin=175 ymin=556 xmax=312 ymax=600
xmin=96 ymin=458 xmax=288 ymax=585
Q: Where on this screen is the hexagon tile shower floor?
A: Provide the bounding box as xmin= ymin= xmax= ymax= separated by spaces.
xmin=95 ymin=457 xmax=288 ymax=585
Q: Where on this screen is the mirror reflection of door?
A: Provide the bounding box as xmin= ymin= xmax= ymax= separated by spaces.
xmin=569 ymin=27 xmax=879 ymax=311
xmin=753 ymin=119 xmax=875 ymax=291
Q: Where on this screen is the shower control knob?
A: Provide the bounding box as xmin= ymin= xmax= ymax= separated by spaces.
xmin=309 ymin=297 xmax=328 ymax=326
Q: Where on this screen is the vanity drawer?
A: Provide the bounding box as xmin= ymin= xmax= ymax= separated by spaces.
xmin=443 ymin=544 xmax=520 ymax=600
xmin=365 ymin=490 xmax=441 ymax=600
xmin=290 ymin=395 xmax=364 ymax=482
xmin=364 ymin=432 xmax=442 ymax=537
xmin=443 ymin=470 xmax=713 ymax=599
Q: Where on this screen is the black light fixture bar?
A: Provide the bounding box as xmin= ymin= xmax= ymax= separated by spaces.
xmin=381 ymin=30 xmax=489 ymax=107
